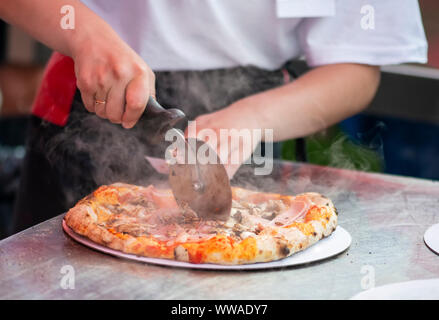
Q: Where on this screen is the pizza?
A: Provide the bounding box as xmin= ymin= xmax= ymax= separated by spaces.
xmin=64 ymin=183 xmax=338 ymax=265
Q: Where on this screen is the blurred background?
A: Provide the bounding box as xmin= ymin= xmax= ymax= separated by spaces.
xmin=0 ymin=0 xmax=438 ymax=240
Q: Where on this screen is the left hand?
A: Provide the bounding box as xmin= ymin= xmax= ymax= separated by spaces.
xmin=185 ymin=100 xmax=263 ymax=179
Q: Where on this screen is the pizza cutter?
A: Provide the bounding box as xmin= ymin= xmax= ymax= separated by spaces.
xmin=140 ymin=97 xmax=232 ymax=221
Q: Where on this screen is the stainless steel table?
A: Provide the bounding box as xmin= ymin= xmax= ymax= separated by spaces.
xmin=1 ymin=161 xmax=438 ymax=299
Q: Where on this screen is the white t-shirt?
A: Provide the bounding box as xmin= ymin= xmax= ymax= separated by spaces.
xmin=81 ymin=0 xmax=428 ymax=71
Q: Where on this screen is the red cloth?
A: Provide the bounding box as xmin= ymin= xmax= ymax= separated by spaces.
xmin=32 ymin=52 xmax=77 ymax=126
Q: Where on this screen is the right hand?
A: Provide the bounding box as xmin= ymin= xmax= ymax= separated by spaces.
xmin=72 ymin=32 xmax=155 ymax=129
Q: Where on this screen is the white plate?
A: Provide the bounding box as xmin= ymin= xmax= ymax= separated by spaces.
xmin=351 ymin=279 xmax=439 ymax=300
xmin=424 ymin=223 xmax=439 ymax=255
xmin=62 ymin=220 xmax=351 ymax=270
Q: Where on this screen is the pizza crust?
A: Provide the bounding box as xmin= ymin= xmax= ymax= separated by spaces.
xmin=65 ymin=184 xmax=338 ymax=265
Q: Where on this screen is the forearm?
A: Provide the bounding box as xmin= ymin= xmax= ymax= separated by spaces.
xmin=1 ymin=1 xmax=155 ymax=128
xmin=0 ymin=0 xmax=117 ymax=57
xmin=233 ymin=63 xmax=381 ymax=141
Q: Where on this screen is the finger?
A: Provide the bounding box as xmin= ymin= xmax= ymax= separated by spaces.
xmin=94 ymin=88 xmax=109 ymax=119
xmin=185 ymin=113 xmax=216 ymax=140
xmin=122 ymin=75 xmax=150 ymax=129
xmin=185 ymin=120 xmax=199 ymax=140
xmin=80 ymin=90 xmax=96 ymax=113
xmin=199 ymin=129 xmax=221 ymax=158
xmin=104 ymin=83 xmax=126 ymax=124
xmin=76 ymin=66 xmax=96 ymax=113
xmin=149 ymin=71 xmax=156 ymax=100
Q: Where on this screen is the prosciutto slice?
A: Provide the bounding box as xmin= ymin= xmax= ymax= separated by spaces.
xmin=269 ymin=200 xmax=310 ymax=227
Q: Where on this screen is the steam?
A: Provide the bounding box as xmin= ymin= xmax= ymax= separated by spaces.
xmin=42 ymin=67 xmax=285 ymax=207
xmin=44 ymin=99 xmax=166 ymax=206
xmin=232 ymin=121 xmax=387 ymax=205
xmin=45 ymin=67 xmax=390 ymax=208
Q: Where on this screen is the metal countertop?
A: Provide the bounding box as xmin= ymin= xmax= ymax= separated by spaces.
xmin=1 ymin=160 xmax=438 ymax=299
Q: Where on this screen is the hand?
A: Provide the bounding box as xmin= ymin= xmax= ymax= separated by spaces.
xmin=185 ymin=100 xmax=263 ymax=179
xmin=0 ymin=0 xmax=155 ymax=128
xmin=72 ymin=31 xmax=155 ymax=129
